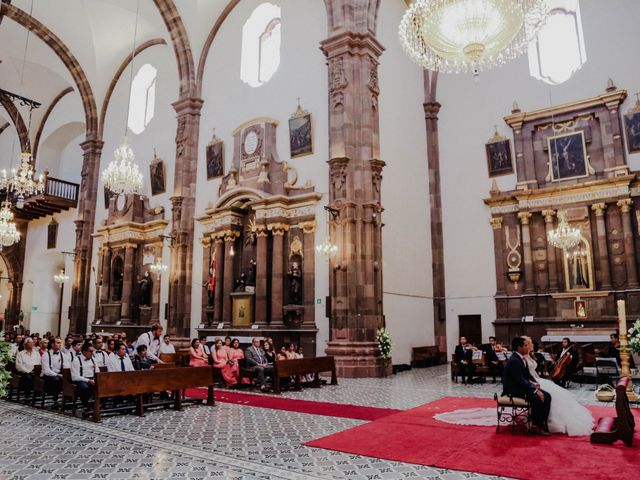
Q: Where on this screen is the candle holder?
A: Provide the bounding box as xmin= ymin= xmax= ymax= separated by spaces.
xmin=616 ymin=300 xmax=638 ymax=402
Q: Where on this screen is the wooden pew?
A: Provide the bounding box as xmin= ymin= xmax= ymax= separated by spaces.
xmin=92 ymin=366 xmax=215 ymax=422
xmin=61 ymin=368 xmax=79 ymax=415
xmin=272 ymin=356 xmax=338 ymax=394
xmin=591 ymin=376 xmax=636 ymax=447
xmin=411 ymin=346 xmax=445 ymax=367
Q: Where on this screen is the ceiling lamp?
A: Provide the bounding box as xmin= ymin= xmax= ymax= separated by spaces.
xmin=149 ymin=258 xmax=168 ymax=279
xmin=101 ymin=0 xmax=143 ymax=195
xmin=53 ymin=269 xmax=69 ymax=286
xmin=315 ymin=237 xmax=338 ymax=257
xmin=1 ymin=152 xmax=45 ymax=209
xmin=399 ymin=0 xmax=550 ymax=74
xmin=0 ymin=201 xmax=21 ymax=251
xmin=547 ymin=210 xmax=581 ymax=250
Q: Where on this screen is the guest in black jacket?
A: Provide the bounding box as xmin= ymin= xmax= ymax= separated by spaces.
xmin=482 ymin=336 xmax=503 ymax=383
xmin=454 ymin=336 xmax=476 ymax=384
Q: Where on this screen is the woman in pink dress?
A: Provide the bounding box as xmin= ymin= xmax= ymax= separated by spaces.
xmin=229 ymin=338 xmax=245 ymax=384
xmin=189 ymin=338 xmax=209 ymax=367
xmin=213 ymin=338 xmax=237 ymax=387
xmin=285 ymin=343 xmax=298 ymax=360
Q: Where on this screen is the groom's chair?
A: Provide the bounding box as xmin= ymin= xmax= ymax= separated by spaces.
xmin=494 ymin=393 xmax=532 ymax=434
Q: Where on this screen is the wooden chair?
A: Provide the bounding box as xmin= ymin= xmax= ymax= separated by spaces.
xmin=591 ymin=376 xmax=636 ymax=447
xmin=450 ymin=354 xmax=459 ymax=382
xmin=495 ymin=393 xmax=532 ymax=434
xmin=61 ymin=368 xmax=79 ymax=415
xmin=31 ymin=365 xmax=49 ymax=408
xmin=6 ymin=361 xmax=24 ymax=402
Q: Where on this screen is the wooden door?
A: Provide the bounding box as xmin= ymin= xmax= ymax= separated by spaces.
xmin=458 ymin=315 xmax=482 ymax=345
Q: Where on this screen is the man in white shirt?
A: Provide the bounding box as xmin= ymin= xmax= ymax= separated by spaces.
xmin=61 ymin=336 xmax=74 ymax=355
xmin=93 ymin=337 xmax=110 ymax=368
xmin=63 ymin=340 xmax=83 ymax=368
xmin=159 ymin=334 xmax=176 ymax=354
xmin=71 ymin=343 xmax=99 ymax=410
xmin=15 ymin=337 xmax=40 ymax=394
xmin=136 ymin=324 xmax=164 ymax=363
xmin=41 ymin=337 xmax=64 ymax=406
xmin=199 ymin=335 xmax=211 ymax=356
xmin=107 ymin=343 xmax=135 ymax=372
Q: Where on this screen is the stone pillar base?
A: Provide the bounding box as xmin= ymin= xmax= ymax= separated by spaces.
xmin=325 ymin=341 xmax=388 ymax=378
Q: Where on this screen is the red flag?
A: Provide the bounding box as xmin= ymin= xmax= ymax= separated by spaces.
xmin=209 ymin=254 xmax=216 ymax=292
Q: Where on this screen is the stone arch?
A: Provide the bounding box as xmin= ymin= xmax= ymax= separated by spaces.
xmin=32 ymin=86 xmax=74 ymax=165
xmin=214 ymin=187 xmax=268 ymax=210
xmin=99 ymin=38 xmax=167 ymax=139
xmin=0 ymin=94 xmax=31 ymax=153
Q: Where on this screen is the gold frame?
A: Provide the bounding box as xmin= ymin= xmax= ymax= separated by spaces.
xmin=562 ymin=237 xmax=594 ymax=293
xmin=289 ymin=105 xmax=313 ymax=159
xmin=205 ymin=138 xmax=224 ymax=180
xmin=485 ymin=133 xmax=514 ymax=178
xmin=546 ymin=130 xmax=591 ymax=182
xmin=232 ymin=295 xmax=253 ymax=326
xmin=574 ymin=299 xmax=587 ymax=318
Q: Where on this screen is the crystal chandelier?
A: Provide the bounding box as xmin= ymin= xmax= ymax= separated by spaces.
xmin=315 ymin=237 xmax=338 ymax=257
xmin=0 ymin=201 xmax=21 ymax=251
xmin=1 ymin=152 xmax=46 ymax=209
xmin=53 ymin=269 xmax=69 ymax=286
xmin=547 ymin=210 xmax=581 ymax=250
xmin=149 ymin=258 xmax=168 ymax=279
xmin=399 ymin=0 xmax=550 ymax=74
xmin=102 ymin=136 xmax=143 ymax=195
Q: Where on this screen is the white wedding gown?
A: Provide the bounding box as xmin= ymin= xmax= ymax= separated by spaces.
xmin=435 ymin=356 xmax=595 ymax=436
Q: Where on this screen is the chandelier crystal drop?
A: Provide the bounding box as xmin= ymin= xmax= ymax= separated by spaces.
xmin=315 ymin=237 xmax=338 ymax=257
xmin=0 ymin=201 xmax=21 ymax=251
xmin=399 ymin=0 xmax=550 ymax=74
xmin=547 ymin=210 xmax=581 ymax=251
xmin=102 ymin=136 xmax=143 ymax=195
xmin=0 ymin=152 xmax=46 ymax=209
xmin=150 ymin=258 xmax=168 ymax=279
xmin=53 ymin=269 xmax=69 ymax=286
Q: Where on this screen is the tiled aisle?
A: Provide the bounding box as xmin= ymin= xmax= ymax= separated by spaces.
xmin=0 ymin=365 xmax=605 ymax=480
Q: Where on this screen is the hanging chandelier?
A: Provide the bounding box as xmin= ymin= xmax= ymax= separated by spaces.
xmin=547 ymin=210 xmax=581 ymax=250
xmin=315 ymin=237 xmax=338 ymax=257
xmin=1 ymin=152 xmax=46 ymax=209
xmin=102 ymin=136 xmax=143 ymax=195
xmin=53 ymin=269 xmax=69 ymax=286
xmin=399 ymin=0 xmax=550 ymax=74
xmin=150 ymin=258 xmax=168 ymax=279
xmin=0 ymin=201 xmax=21 ymax=251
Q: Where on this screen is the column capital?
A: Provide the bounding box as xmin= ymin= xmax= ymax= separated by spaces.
xmin=223 ymin=230 xmax=240 ymax=243
xmin=299 ymin=221 xmax=317 ymax=234
xmin=617 ymin=198 xmax=633 ymax=213
xmin=489 ymin=217 xmax=503 ymax=230
xmin=517 ymin=211 xmax=532 ymax=225
xmin=591 ymin=203 xmax=607 ymax=216
xmin=122 ymin=242 xmax=138 ymax=250
xmin=541 ymin=209 xmax=556 ymax=223
xmin=200 ymin=237 xmax=212 ymax=247
xmin=253 ymin=225 xmax=269 ymax=237
xmin=267 ymin=223 xmax=289 ymax=236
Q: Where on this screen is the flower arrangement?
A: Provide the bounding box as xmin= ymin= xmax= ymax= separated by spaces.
xmin=628 ymin=319 xmax=640 ymax=354
xmin=376 ymin=327 xmax=392 ymax=367
xmin=0 ymin=331 xmax=13 ymax=398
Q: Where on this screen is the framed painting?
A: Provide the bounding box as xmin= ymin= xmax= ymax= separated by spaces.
xmin=47 ymin=220 xmax=58 ymax=249
xmin=574 ymin=299 xmax=587 ymax=318
xmin=206 ymin=139 xmax=224 ymax=179
xmin=624 ymin=106 xmax=640 ymax=154
xmin=149 ymin=158 xmax=166 ymax=196
xmin=289 ymin=106 xmax=313 ymax=158
xmin=485 ymin=131 xmax=513 ymax=177
xmin=547 ymin=131 xmax=589 ymax=181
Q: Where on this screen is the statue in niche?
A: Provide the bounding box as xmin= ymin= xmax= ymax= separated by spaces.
xmin=234 ymin=272 xmax=247 ymax=292
xmin=204 ymin=266 xmax=215 ymax=307
xmin=246 ymin=259 xmax=256 ymax=287
xmin=287 ymin=261 xmax=302 ymax=305
xmin=138 ymin=271 xmax=153 ymax=307
xmin=567 ymin=251 xmax=590 ymax=290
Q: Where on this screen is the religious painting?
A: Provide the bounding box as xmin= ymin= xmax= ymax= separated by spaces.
xmin=232 ymin=294 xmax=253 ymax=326
xmin=548 ymin=131 xmax=589 ymax=181
xmin=206 ymin=137 xmax=224 ymax=179
xmin=563 ymin=238 xmax=594 ymax=292
xmin=47 ymin=220 xmax=58 ymax=249
xmin=485 ymin=131 xmax=513 ymax=177
xmin=149 ymin=157 xmax=166 ymax=196
xmin=624 ymin=105 xmax=640 ymax=154
xmin=574 ymin=299 xmax=587 ymax=318
xmin=289 ymin=105 xmax=313 ymax=158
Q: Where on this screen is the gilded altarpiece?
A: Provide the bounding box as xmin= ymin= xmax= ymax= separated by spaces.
xmin=485 ymin=85 xmax=640 ymax=341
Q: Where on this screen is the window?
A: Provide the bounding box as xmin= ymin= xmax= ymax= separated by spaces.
xmin=127 ymin=64 xmax=157 ymax=134
xmin=241 ymin=3 xmax=281 ymax=88
xmin=528 ymin=0 xmax=586 ymax=85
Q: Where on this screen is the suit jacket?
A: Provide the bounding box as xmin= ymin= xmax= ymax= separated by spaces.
xmin=482 ymin=344 xmax=499 ymax=364
xmin=502 ymin=353 xmax=536 ymax=399
xmin=560 ymin=346 xmax=579 ymax=372
xmin=245 ymin=346 xmax=266 ymax=369
xmin=454 ymin=344 xmax=473 ymax=364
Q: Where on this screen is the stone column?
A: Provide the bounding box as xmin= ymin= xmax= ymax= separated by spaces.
xmin=591 ymin=203 xmax=612 ymax=289
xmin=269 ymin=223 xmax=288 ymax=325
xmin=222 ymin=231 xmax=238 ymax=324
xmin=301 ymin=221 xmax=317 ymax=327
xmin=518 ymin=212 xmax=534 ymax=293
xmin=255 ymin=226 xmax=269 ymax=325
xmin=151 ymin=242 xmax=163 ymax=321
xmin=99 ymin=246 xmax=112 ymax=306
xmin=201 ymin=237 xmax=212 ymax=319
xmin=120 ymin=243 xmax=137 ymax=320
xmin=69 ymin=139 xmax=104 ymax=334
xmin=542 ymin=210 xmax=559 ymax=292
xmin=213 ymin=237 xmax=224 ymax=325
xmin=617 ymin=199 xmax=639 ymax=287
xmin=490 ymin=217 xmax=506 ymax=295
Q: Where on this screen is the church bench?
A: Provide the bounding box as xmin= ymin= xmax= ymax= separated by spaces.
xmin=590 ymin=376 xmax=636 ymax=447
xmin=91 ymin=366 xmax=215 ymax=422
xmin=61 ymin=368 xmax=79 ymax=415
xmin=411 ymin=346 xmax=445 ymax=367
xmin=451 ymin=353 xmax=491 ymax=382
xmin=272 ymin=356 xmax=338 ymax=394
xmin=6 ymin=360 xmax=25 ymax=402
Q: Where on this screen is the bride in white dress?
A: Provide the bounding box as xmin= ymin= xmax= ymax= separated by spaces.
xmin=435 ymin=337 xmax=595 ymax=436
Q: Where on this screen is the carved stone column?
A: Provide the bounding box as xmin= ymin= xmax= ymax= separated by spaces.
xmin=490 ymin=217 xmax=506 ymax=295
xmin=591 ymin=203 xmax=612 ymax=289
xmin=69 ymin=139 xmax=104 ymax=334
xmin=255 ymin=226 xmax=269 ymax=325
xmin=617 ymin=199 xmax=639 ymax=287
xmin=151 ymin=242 xmax=163 ymax=322
xmin=222 ymin=231 xmax=238 ymax=324
xmin=120 ymin=243 xmax=137 ymax=320
xmin=269 ymin=223 xmax=288 ymax=325
xmin=99 ymin=246 xmax=112 ymax=306
xmin=201 ymin=237 xmax=212 ymax=319
xmin=518 ymin=212 xmax=534 ymax=293
xmin=213 ymin=237 xmax=224 ymax=325
xmin=301 ymin=221 xmax=317 ymax=327
xmin=542 ymin=210 xmax=559 ymax=292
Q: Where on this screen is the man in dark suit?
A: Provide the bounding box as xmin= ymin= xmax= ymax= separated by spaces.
xmin=482 ymin=336 xmax=503 ymax=383
xmin=502 ymin=337 xmax=551 ymax=435
xmin=555 ymin=337 xmax=579 ymax=387
xmin=245 ymin=337 xmax=274 ymax=392
xmin=454 ymin=336 xmax=476 ymax=384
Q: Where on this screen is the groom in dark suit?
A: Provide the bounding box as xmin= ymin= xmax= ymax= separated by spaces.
xmin=503 ymin=337 xmax=552 ymax=435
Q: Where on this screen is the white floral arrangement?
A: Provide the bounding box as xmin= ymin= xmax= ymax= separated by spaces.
xmin=628 ymin=319 xmax=640 ymax=354
xmin=0 ymin=331 xmax=12 ymax=398
xmin=376 ymin=327 xmax=392 ymax=367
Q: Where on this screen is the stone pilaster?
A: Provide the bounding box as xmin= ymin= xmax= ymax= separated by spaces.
xmin=301 ymin=221 xmax=317 ymax=327
xmin=269 ymin=223 xmax=288 ymax=325
xmin=617 ymin=199 xmax=639 ymax=287
xmin=490 ymin=217 xmax=506 ymax=295
xmin=120 ymin=243 xmax=137 ymax=320
xmin=518 ymin=212 xmax=534 ymax=293
xmin=222 ymin=231 xmax=238 ymax=324
xmin=213 ymin=237 xmax=224 ymax=325
xmin=542 ymin=210 xmax=559 ymax=292
xmin=255 ymin=226 xmax=269 ymax=325
xmin=151 ymin=242 xmax=163 ymax=322
xmin=591 ymin=203 xmax=612 ymax=289
xmin=99 ymin=246 xmax=112 ymax=306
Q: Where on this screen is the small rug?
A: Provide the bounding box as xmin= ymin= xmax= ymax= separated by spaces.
xmin=305 ymin=396 xmax=640 ymax=480
xmin=185 ymin=388 xmax=400 ymax=421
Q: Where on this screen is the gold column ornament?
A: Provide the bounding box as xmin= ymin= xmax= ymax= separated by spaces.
xmin=616 ymin=300 xmax=638 ymax=402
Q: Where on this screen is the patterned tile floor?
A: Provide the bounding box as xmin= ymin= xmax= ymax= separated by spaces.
xmin=0 ymin=365 xmax=615 ymax=480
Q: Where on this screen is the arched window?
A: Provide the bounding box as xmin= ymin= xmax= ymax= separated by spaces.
xmin=127 ymin=64 xmax=157 ymax=134
xmin=528 ymin=0 xmax=586 ymax=85
xmin=241 ymin=3 xmax=281 ymax=88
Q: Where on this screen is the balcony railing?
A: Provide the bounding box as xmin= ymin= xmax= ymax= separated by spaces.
xmin=17 ymin=176 xmax=80 ymax=220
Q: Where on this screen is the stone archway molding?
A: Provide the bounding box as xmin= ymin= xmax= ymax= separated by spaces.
xmin=32 ymin=86 xmax=74 ymax=165
xmin=0 ymin=93 xmax=31 ymax=153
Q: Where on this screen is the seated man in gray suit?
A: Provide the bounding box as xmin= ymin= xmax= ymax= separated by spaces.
xmin=245 ymin=337 xmax=274 ymax=392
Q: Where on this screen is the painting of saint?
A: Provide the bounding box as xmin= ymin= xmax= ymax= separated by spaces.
xmin=624 ymin=110 xmax=640 ymax=154
xmin=289 ymin=113 xmax=313 ymax=158
xmin=548 ymin=131 xmax=588 ymax=181
xmin=485 ymin=137 xmax=513 ymax=177
xmin=206 ymin=140 xmax=224 ymax=179
xmin=149 ymin=159 xmax=166 ymax=196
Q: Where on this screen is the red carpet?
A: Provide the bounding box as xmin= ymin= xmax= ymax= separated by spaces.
xmin=305 ymin=397 xmax=640 ymax=480
xmin=185 ymin=388 xmax=400 ymax=421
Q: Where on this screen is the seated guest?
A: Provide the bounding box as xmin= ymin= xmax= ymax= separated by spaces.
xmin=245 ymin=337 xmax=274 ymax=392
xmin=230 ymin=338 xmax=244 ymax=383
xmin=64 ymin=339 xmax=83 ymax=368
xmin=159 ymin=334 xmax=176 ymax=354
xmin=212 ymin=338 xmax=237 ymax=387
xmin=224 ymin=336 xmax=232 ymax=357
xmin=93 ymin=337 xmax=110 ymax=368
xmin=555 ymin=337 xmax=579 ymax=387
xmin=41 ymin=336 xmax=64 ymax=407
xmin=285 ymin=343 xmax=298 ymax=360
xmin=482 ymin=336 xmax=503 ymax=384
xmin=71 ymin=342 xmax=99 ymax=411
xmin=604 ymin=333 xmax=621 ymax=365
xmin=277 ymin=346 xmax=287 ymax=361
xmin=189 ymin=338 xmax=209 ymax=367
xmin=61 ymin=336 xmax=74 ymax=355
xmin=136 ymin=324 xmax=164 ymax=363
xmin=200 ymin=335 xmax=212 ymax=356
xmin=15 ymin=337 xmax=41 ymax=393
xmin=263 ymin=341 xmax=276 ymax=365
xmin=105 ymin=338 xmax=116 ymax=355
xmin=133 ymin=345 xmax=154 ymax=370
xmin=454 ymin=336 xmax=476 ymax=384
xmin=124 ymin=338 xmax=136 ymax=357
xmin=532 ymin=340 xmax=550 ymax=377
xmin=107 ymin=342 xmax=135 ymax=372
xmin=37 ymin=339 xmax=48 ymax=356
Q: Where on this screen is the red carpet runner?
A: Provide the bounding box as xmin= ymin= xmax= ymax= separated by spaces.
xmin=305 ymin=397 xmax=640 ymax=480
xmin=185 ymin=388 xmax=400 ymax=421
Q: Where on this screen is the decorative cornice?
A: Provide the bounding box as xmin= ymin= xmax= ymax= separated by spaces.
xmin=93 ymin=220 xmax=169 ymax=246
xmin=591 ymin=203 xmax=607 ymax=216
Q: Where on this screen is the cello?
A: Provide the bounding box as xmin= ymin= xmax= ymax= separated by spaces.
xmin=550 ymin=350 xmax=572 ymax=381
